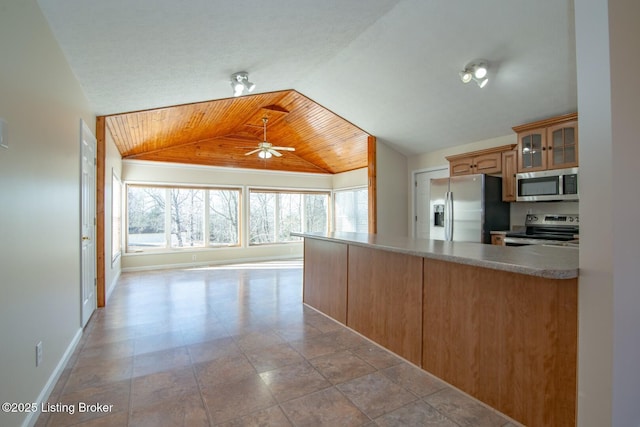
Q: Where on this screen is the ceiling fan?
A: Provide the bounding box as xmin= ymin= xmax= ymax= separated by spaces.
xmin=245 ymin=117 xmax=295 ymax=159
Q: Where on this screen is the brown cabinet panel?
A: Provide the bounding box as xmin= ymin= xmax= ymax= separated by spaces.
xmin=347 ymin=246 xmax=423 ymax=366
xmin=473 ymin=152 xmax=502 ymax=174
xmin=446 ymin=144 xmax=514 ymax=176
xmin=422 ymin=258 xmax=577 ymax=427
xmin=449 ymin=157 xmax=474 ymax=176
xmin=302 ymin=239 xmax=348 ymax=323
xmin=501 ymin=150 xmax=517 ymax=202
xmin=491 ymin=234 xmax=506 ymax=245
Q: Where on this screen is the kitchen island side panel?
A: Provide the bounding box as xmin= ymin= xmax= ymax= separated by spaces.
xmin=302 ymin=238 xmax=348 ymax=324
xmin=347 ymin=245 xmax=423 ymax=366
xmin=422 ymin=257 xmax=577 ymax=427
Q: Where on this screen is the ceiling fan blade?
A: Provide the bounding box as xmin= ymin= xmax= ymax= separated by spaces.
xmin=245 ymin=148 xmax=261 ymax=156
xmin=268 ymin=149 xmax=283 ymax=157
xmin=271 ymin=146 xmax=295 ymax=151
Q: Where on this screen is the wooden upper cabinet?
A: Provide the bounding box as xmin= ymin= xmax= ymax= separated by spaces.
xmin=446 ymin=145 xmax=515 ymax=177
xmin=547 ymin=120 xmax=578 ymax=169
xmin=513 ymin=113 xmax=578 ymax=172
xmin=501 ymin=149 xmax=517 ymax=202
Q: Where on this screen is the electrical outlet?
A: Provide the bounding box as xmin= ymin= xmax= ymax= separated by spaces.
xmin=36 ymin=341 xmax=43 ymax=367
xmin=192 ymin=254 xmax=197 ymax=261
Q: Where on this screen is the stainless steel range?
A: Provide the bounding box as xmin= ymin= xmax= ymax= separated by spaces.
xmin=504 ymin=214 xmax=579 ymax=247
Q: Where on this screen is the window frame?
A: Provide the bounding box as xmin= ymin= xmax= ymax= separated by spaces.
xmin=247 ymin=187 xmax=331 ymax=246
xmin=332 ymin=186 xmax=369 ymax=233
xmin=125 ymin=183 xmax=242 ymax=253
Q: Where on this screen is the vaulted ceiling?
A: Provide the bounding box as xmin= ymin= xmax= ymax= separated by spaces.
xmin=105 ymin=90 xmax=370 ymax=174
xmin=38 ymin=0 xmax=577 ymax=167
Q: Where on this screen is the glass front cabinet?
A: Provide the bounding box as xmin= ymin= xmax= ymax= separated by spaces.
xmin=513 ymin=113 xmax=578 ymax=172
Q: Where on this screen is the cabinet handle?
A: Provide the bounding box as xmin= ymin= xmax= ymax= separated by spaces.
xmin=548 ymin=146 xmax=553 ymax=150
xmin=542 ymin=147 xmax=546 ymax=150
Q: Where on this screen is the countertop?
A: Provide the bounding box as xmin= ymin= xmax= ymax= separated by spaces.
xmin=293 ymin=232 xmax=578 ymax=279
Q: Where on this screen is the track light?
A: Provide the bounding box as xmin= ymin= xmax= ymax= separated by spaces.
xmin=459 ymin=60 xmax=489 ymax=88
xmin=230 ymin=71 xmax=255 ymax=97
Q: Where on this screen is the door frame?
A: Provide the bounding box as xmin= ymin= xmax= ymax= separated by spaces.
xmin=411 ymin=165 xmax=448 ymax=239
xmin=80 ymin=119 xmax=97 ymax=326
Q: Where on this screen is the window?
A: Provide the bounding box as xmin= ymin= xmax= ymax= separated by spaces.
xmin=209 ymin=189 xmax=240 ymax=246
xmin=334 ymin=187 xmax=368 ymax=233
xmin=127 ymin=186 xmax=167 ymax=250
xmin=111 ymin=171 xmax=122 ymax=263
xmin=170 ymin=188 xmax=204 ymax=248
xmin=249 ymin=189 xmax=329 ymax=245
xmin=126 ymin=185 xmax=240 ymax=252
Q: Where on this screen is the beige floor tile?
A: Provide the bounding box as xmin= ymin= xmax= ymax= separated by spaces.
xmin=424 ymin=387 xmax=511 ymax=427
xmin=309 ymin=350 xmax=376 ymax=384
xmin=130 ymin=366 xmax=199 ymax=409
xmin=373 ymin=400 xmax=459 ymax=426
xmin=280 ymin=387 xmax=369 ymax=426
xmin=216 ymin=405 xmax=293 ymax=427
xmin=337 ymin=371 xmax=417 ymax=418
xmin=200 ymin=375 xmax=276 ymax=424
xmin=381 ymin=362 xmax=448 ymax=397
xmin=129 ymin=392 xmax=209 ymax=427
xmin=259 ymin=361 xmax=331 ymax=402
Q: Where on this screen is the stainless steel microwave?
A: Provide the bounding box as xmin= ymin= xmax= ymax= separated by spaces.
xmin=516 ymin=167 xmax=579 ymax=202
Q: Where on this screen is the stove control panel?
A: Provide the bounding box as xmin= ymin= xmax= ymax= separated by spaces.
xmin=525 ymin=214 xmax=579 ymax=227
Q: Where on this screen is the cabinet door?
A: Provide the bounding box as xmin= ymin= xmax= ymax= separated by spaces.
xmin=474 ymin=152 xmax=502 ymax=174
xmin=449 ymin=157 xmax=474 ymax=176
xmin=517 ymin=129 xmax=547 ymax=172
xmin=491 ymin=234 xmax=505 ymax=245
xmin=547 ymin=121 xmax=578 ymax=169
xmin=501 ymin=150 xmax=517 ymax=202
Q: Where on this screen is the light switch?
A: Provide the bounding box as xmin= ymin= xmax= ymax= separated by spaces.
xmin=0 ymin=118 xmax=7 ymax=149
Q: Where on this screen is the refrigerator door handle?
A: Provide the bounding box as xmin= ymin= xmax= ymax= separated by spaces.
xmin=444 ymin=191 xmax=453 ymax=241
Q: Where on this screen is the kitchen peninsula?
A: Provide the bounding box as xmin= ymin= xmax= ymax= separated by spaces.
xmin=294 ymin=231 xmax=578 ymax=427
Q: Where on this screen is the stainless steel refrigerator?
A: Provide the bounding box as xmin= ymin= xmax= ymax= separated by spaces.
xmin=429 ymin=174 xmax=509 ymax=243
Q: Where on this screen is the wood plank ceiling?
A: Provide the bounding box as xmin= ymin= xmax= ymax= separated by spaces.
xmin=105 ymin=90 xmax=371 ymax=174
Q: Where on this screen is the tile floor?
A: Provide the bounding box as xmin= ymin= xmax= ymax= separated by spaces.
xmin=36 ymin=260 xmax=519 ymax=427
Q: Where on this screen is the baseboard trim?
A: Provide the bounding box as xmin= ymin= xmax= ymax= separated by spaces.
xmin=121 ymin=255 xmax=301 ymax=273
xmin=105 ymin=269 xmax=121 ymax=303
xmin=23 ymin=328 xmax=83 ymax=427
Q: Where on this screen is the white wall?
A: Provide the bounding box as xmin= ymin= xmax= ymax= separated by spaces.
xmin=376 ymin=141 xmax=409 ymax=236
xmin=0 ymin=1 xmax=95 ymax=426
xmin=121 ymin=160 xmax=334 ymax=271
xmin=575 ymin=0 xmax=640 ymax=426
xmin=407 ymin=134 xmax=517 ymax=172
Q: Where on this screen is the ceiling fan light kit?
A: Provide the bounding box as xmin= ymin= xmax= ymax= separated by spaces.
xmin=460 ymin=60 xmax=489 ymax=88
xmin=244 ymin=117 xmax=295 ymax=159
xmin=230 ymin=71 xmax=255 ymax=97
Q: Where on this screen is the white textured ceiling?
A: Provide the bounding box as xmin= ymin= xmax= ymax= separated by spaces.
xmin=37 ymin=0 xmax=576 ymax=156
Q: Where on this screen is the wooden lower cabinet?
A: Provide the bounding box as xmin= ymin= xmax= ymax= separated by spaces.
xmin=302 ymin=239 xmax=348 ymax=323
xmin=301 ymin=237 xmax=577 ymax=427
xmin=422 ymin=258 xmax=577 ymax=427
xmin=347 ymin=246 xmax=423 ymax=366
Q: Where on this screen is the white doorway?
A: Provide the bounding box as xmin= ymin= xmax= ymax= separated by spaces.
xmin=80 ymin=120 xmax=97 ymax=327
xmin=413 ymin=166 xmax=449 ymax=239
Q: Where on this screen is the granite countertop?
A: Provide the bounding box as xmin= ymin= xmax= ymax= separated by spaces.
xmin=292 ymin=232 xmax=578 ymax=280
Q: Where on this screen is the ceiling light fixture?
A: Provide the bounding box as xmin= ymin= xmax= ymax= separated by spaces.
xmin=230 ymin=71 xmax=255 ymax=97
xmin=459 ymin=60 xmax=489 ymax=88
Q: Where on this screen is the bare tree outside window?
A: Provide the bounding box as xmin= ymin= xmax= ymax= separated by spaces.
xmin=126 ymin=185 xmax=241 ymax=252
xmin=249 ymin=192 xmax=275 ymax=244
xmin=170 ymin=188 xmax=204 ymax=248
xmin=249 ymin=190 xmax=329 ymax=245
xmin=209 ymin=189 xmax=240 ymax=246
xmin=127 ymin=186 xmax=166 ymax=250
